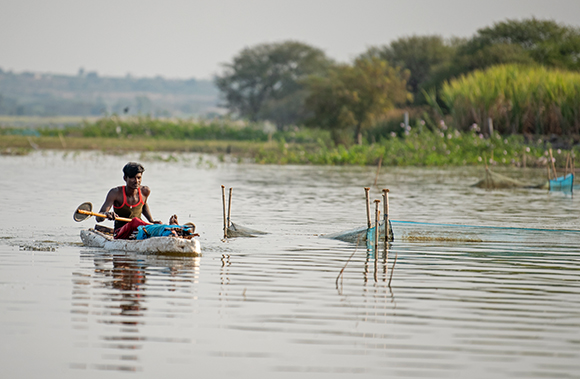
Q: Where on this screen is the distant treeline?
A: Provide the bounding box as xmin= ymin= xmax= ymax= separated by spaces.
xmin=215 ymin=18 xmax=580 ymax=144
xmin=0 ymin=68 xmax=218 ymax=117
xmin=3 ymin=17 xmax=580 ymax=147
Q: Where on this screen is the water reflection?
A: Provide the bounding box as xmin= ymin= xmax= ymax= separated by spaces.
xmin=71 ymin=251 xmax=200 ymax=372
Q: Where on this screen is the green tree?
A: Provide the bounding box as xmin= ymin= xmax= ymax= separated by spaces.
xmin=214 ymin=41 xmax=332 ymax=129
xmin=363 ymin=35 xmax=457 ymax=103
xmin=305 ymin=57 xmax=411 ymax=145
xmin=453 ymin=18 xmax=580 ymax=74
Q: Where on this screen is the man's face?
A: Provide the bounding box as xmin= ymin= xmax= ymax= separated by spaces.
xmin=124 ymin=173 xmax=142 ymax=190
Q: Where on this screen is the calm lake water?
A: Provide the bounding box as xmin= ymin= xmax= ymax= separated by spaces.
xmin=1 ymin=150 xmax=579 ymax=378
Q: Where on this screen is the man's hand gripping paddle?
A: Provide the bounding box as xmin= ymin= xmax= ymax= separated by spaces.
xmin=73 ymin=202 xmax=132 ymax=223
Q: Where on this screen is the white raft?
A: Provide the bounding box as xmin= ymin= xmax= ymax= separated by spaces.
xmin=80 ymin=228 xmax=201 ymax=256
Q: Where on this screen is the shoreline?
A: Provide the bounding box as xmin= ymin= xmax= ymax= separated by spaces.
xmin=1 ymin=134 xmax=578 ymax=171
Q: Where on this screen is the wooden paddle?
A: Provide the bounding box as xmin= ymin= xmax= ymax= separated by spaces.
xmin=73 ymin=202 xmax=132 ymax=223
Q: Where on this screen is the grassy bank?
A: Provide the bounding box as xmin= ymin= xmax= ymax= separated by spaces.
xmin=0 ymin=135 xmax=278 ymax=159
xmin=1 ymin=116 xmax=578 ymax=168
xmin=2 ymin=127 xmax=577 ymax=170
xmin=255 ymin=128 xmax=578 ymax=168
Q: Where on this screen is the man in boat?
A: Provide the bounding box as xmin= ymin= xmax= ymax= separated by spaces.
xmin=96 ymin=162 xmax=161 ymax=239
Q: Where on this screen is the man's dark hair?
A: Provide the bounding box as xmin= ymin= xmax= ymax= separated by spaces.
xmin=123 ymin=162 xmax=145 ymax=178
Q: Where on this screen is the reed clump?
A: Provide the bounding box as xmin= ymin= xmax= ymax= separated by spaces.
xmin=441 ymin=64 xmax=580 ymax=136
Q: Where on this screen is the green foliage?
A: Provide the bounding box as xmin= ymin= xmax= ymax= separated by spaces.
xmin=444 ymin=18 xmax=580 ymax=82
xmin=3 ymin=117 xmax=576 ymax=169
xmin=362 ymin=35 xmax=457 ymax=104
xmin=441 ymin=64 xmax=580 ymax=135
xmin=305 ymin=57 xmax=412 ymax=145
xmin=35 ymin=117 xmax=267 ymax=141
xmin=255 ymin=125 xmax=567 ymax=168
xmin=472 ymin=18 xmax=580 ymax=71
xmin=33 ymin=116 xmax=333 ymax=144
xmin=214 ymin=41 xmax=332 ymax=129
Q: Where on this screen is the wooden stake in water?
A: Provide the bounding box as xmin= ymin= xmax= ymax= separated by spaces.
xmin=221 ymin=185 xmax=227 ymax=238
xmin=227 ymin=187 xmax=233 ymax=230
xmin=374 ymin=199 xmax=380 ymax=253
xmin=374 ymin=199 xmax=381 ymax=282
xmin=382 ymin=189 xmax=390 ymax=242
xmin=549 ymin=149 xmax=557 ymax=180
xmin=364 ymin=187 xmax=371 ymax=229
xmin=382 ymin=189 xmax=391 ymax=277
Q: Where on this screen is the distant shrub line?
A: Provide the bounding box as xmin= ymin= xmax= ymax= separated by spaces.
xmin=1 ymin=115 xmax=577 ymax=168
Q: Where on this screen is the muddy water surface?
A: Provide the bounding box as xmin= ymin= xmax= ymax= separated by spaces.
xmin=1 ymin=150 xmax=579 ymax=378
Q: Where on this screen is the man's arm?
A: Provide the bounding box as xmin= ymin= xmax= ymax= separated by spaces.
xmin=96 ymin=188 xmax=119 ymax=222
xmin=140 ymin=186 xmax=160 ymax=224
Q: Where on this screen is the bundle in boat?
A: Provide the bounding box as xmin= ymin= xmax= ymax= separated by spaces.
xmin=221 ymin=185 xmax=267 ymax=238
xmin=472 ymin=167 xmax=545 ymax=189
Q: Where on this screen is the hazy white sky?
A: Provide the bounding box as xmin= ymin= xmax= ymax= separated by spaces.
xmin=1 ymin=0 xmax=579 ymax=80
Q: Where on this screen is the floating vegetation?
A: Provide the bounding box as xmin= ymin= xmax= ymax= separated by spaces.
xmin=19 ymin=244 xmax=57 ymax=252
xmin=1 ymin=147 xmax=31 ymax=156
xmin=471 ymin=168 xmax=546 ymax=189
xmin=401 ymin=232 xmax=483 ymax=243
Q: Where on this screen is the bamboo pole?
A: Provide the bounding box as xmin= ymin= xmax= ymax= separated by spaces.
xmin=364 ymin=187 xmax=371 ymax=229
xmin=388 ymin=251 xmax=397 ymax=287
xmin=227 ymin=187 xmax=233 ymax=229
xmin=374 ymin=200 xmax=380 ymax=253
xmin=382 ymin=189 xmax=390 ymax=242
xmin=382 ymin=189 xmax=390 ymax=277
xmin=221 ymin=185 xmax=227 ymax=238
xmin=549 ymin=149 xmax=557 ymax=180
xmin=374 ymin=200 xmax=380 ymax=282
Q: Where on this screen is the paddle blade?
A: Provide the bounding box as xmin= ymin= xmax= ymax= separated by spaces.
xmin=74 ymin=202 xmax=93 ymax=222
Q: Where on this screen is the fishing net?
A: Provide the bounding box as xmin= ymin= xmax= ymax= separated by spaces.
xmin=226 ymin=221 xmax=267 ymax=238
xmin=471 ymin=168 xmax=546 ymax=189
xmin=325 ymin=220 xmax=394 ymax=244
xmin=549 ymin=174 xmax=574 ymax=193
xmin=392 ymin=220 xmax=580 ymax=245
xmin=329 ymin=220 xmax=580 ymax=245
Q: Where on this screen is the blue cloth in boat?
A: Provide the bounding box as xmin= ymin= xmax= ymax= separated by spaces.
xmin=136 ymin=224 xmax=194 ymax=240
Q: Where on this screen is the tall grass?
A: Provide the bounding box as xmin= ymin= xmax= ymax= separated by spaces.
xmin=441 ymin=64 xmax=580 ymax=135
